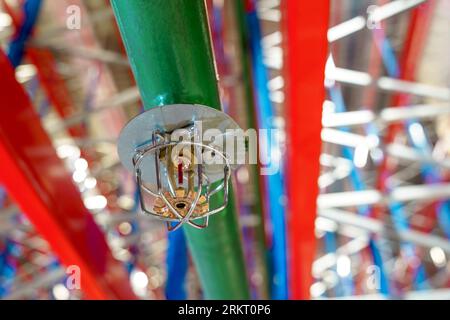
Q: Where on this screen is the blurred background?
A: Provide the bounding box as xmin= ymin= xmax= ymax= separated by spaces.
xmin=0 ymin=0 xmax=449 ymax=300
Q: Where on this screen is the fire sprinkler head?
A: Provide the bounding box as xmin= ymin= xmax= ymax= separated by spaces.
xmin=117 ymin=104 xmax=244 ymax=231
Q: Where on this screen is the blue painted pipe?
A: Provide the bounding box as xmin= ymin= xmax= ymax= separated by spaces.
xmin=7 ymin=0 xmax=42 ymax=68
xmin=246 ymin=7 xmax=288 ymax=299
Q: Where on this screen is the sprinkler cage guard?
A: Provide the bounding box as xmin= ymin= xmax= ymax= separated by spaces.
xmin=117 ymin=104 xmax=243 ymax=231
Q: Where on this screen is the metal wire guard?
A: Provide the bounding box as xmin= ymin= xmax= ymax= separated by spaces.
xmin=132 ymin=140 xmax=231 ymax=226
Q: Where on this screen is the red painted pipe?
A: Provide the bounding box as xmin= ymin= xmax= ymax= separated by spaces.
xmin=373 ymin=2 xmax=436 ymax=216
xmin=1 ymin=0 xmax=87 ymax=138
xmin=0 ymin=51 xmax=136 ymax=300
xmin=283 ymin=1 xmax=330 ymax=299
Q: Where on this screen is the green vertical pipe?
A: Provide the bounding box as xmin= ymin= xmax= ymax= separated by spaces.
xmin=111 ymin=0 xmax=250 ymax=299
xmin=232 ymin=0 xmax=270 ymax=299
